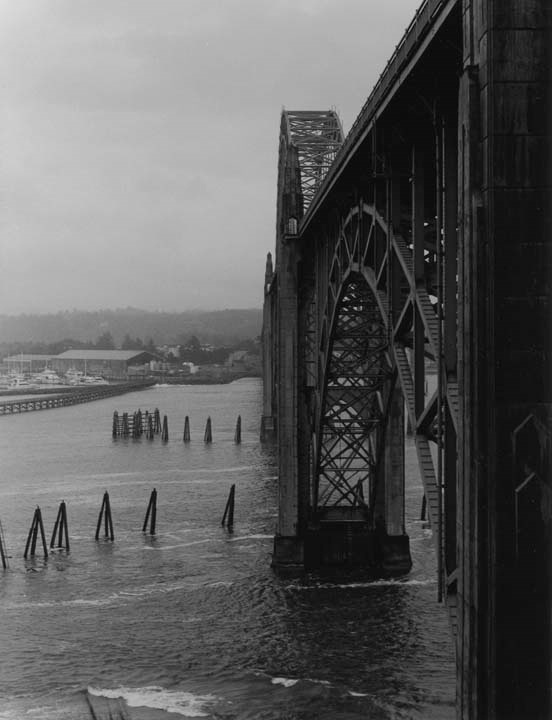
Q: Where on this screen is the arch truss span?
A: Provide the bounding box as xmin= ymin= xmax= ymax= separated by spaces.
xmin=297 ymin=205 xmax=411 ymax=573
xmin=314 ymin=272 xmax=393 ymax=519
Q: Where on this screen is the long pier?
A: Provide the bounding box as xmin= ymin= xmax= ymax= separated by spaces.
xmin=0 ymin=381 xmax=156 ymax=416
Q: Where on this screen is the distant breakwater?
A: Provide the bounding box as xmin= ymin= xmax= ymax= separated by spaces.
xmin=157 ymin=371 xmax=260 ymax=386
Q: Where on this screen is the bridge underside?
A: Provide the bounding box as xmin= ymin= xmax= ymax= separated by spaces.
xmin=264 ymin=0 xmax=551 ymax=717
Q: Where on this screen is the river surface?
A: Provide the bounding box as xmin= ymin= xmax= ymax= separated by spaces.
xmin=0 ymin=378 xmax=455 ymax=719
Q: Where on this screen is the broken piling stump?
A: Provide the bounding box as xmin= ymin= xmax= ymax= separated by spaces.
xmin=0 ymin=519 xmax=8 ymax=569
xmin=183 ymin=416 xmax=191 ymax=442
xmin=50 ymin=501 xmax=70 ymax=552
xmin=234 ymin=415 xmax=242 ymax=444
xmin=147 ymin=414 xmax=154 ymax=439
xmin=95 ymin=491 xmax=114 ymax=541
xmin=221 ymin=484 xmax=235 ymax=528
xmin=24 ymin=506 xmax=48 ymax=559
xmin=142 ymin=489 xmax=158 ymax=535
xmin=161 ymin=415 xmax=169 ymax=442
xmin=204 ymin=417 xmax=212 ymax=443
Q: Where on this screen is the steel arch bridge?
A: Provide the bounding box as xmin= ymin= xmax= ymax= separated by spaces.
xmin=261 ymin=1 xmax=551 ymax=718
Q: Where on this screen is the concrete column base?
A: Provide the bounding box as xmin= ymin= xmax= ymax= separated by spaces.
xmin=271 ymin=535 xmax=304 ymax=575
xmin=381 ymin=534 xmax=412 ymax=575
xmin=260 ymin=415 xmax=276 ymax=442
xmin=305 ymin=522 xmax=375 ymax=568
xmin=272 ymin=528 xmax=412 ymax=576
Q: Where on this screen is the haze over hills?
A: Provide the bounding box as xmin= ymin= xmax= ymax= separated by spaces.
xmin=0 ymin=308 xmax=263 ymax=348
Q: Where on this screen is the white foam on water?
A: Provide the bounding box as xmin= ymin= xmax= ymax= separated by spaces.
xmin=227 ymin=534 xmax=273 ymax=542
xmin=306 ymin=678 xmax=331 ymax=686
xmin=69 ymin=465 xmax=257 ymax=482
xmin=88 ymin=685 xmax=217 ymax=717
xmin=285 ymin=578 xmax=435 ymax=590
xmin=4 ymin=575 xmax=233 ymax=611
xmin=349 ymin=691 xmax=369 ymax=697
xmin=271 ymin=677 xmax=299 ymax=687
xmin=253 ymin=671 xmax=332 ymax=690
xmin=153 ymin=538 xmax=219 ymax=551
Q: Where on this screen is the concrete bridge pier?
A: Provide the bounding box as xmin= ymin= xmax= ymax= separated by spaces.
xmin=378 ymin=384 xmax=411 ymax=574
xmin=272 ymin=231 xmax=304 ymax=570
xmin=260 ymin=251 xmax=276 ymax=442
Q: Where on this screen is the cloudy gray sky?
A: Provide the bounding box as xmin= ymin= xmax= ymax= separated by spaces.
xmin=1 ymin=0 xmax=421 ymax=315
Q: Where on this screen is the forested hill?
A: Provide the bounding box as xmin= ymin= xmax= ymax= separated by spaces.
xmin=0 ymin=308 xmax=262 ymax=347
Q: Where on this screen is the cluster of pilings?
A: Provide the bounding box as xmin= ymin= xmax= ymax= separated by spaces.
xmin=112 ymin=408 xmax=169 ymax=440
xmin=113 ymin=412 xmax=243 ymax=445
xmin=23 ymin=502 xmax=70 ymax=560
xmin=0 ymin=483 xmax=238 ymax=567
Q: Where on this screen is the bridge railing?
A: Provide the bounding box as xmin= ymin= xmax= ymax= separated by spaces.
xmin=301 ymin=0 xmax=452 ymax=226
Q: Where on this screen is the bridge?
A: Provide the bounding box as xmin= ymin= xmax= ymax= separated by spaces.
xmin=261 ymin=1 xmax=551 ymax=718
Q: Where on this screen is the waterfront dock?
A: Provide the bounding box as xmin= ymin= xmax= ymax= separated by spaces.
xmin=0 ymin=380 xmax=155 ymax=416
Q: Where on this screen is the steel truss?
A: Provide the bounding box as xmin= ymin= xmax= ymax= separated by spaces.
xmin=315 ymin=275 xmax=392 ymax=510
xmin=281 ymin=110 xmax=344 ymax=212
xmin=300 ymin=124 xmax=457 ymax=625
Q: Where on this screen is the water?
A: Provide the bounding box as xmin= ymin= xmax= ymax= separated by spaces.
xmin=0 ymin=379 xmax=455 ymax=719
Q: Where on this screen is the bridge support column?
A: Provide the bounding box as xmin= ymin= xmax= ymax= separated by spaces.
xmin=458 ymin=2 xmax=552 ymax=717
xmin=272 ymin=234 xmax=304 ymax=570
xmin=261 ymin=252 xmax=276 ymax=442
xmin=382 ymin=385 xmax=411 ymax=574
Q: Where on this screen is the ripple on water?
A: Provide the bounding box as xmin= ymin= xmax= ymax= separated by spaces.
xmin=0 ymin=381 xmax=455 ymax=719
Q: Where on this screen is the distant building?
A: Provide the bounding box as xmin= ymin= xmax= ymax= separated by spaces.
xmin=226 ymin=350 xmax=261 ymax=374
xmin=50 ymin=350 xmax=159 ymax=380
xmin=181 ymin=362 xmax=198 ymax=375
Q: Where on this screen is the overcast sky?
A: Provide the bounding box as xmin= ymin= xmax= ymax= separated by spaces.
xmin=1 ymin=0 xmax=421 ymax=315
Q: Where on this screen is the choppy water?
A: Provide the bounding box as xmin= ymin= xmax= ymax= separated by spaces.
xmin=0 ymin=378 xmax=455 ymax=719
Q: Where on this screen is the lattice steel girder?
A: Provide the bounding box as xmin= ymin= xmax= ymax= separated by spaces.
xmin=315 ymin=273 xmax=392 ymax=510
xmin=281 ymin=110 xmax=344 ymax=212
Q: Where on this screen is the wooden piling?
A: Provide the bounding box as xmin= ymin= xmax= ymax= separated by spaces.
xmin=183 ymin=416 xmax=191 ymax=442
xmin=95 ymin=492 xmax=114 ymax=541
xmin=122 ymin=412 xmax=129 ymax=437
xmin=234 ymin=415 xmax=242 ymax=444
xmin=112 ymin=411 xmax=119 ymax=438
xmin=50 ymin=501 xmax=70 ymax=552
xmin=204 ymin=417 xmax=212 ymax=443
xmin=0 ymin=519 xmax=8 ymax=569
xmin=221 ymin=484 xmax=235 ymax=528
xmin=24 ymin=507 xmax=48 ymax=559
xmin=30 ymin=516 xmax=39 ymax=556
xmin=154 ymin=408 xmax=161 ymax=433
xmin=147 ymin=414 xmax=154 ymax=439
xmin=420 ymin=494 xmax=427 ymax=522
xmin=162 ymin=415 xmax=169 ymax=442
xmin=142 ymin=488 xmax=157 ymax=535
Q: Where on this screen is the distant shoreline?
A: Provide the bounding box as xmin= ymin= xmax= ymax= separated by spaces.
xmin=152 ymin=372 xmax=260 ymax=386
xmin=0 ymin=374 xmax=260 ymax=398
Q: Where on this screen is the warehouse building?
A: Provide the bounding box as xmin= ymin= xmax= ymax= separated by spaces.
xmin=50 ymin=350 xmax=159 ymax=380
